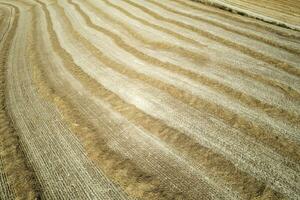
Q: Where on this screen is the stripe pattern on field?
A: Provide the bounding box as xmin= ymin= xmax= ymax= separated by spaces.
xmin=0 ymin=0 xmax=299 ymax=199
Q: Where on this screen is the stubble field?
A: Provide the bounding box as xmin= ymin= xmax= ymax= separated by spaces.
xmin=0 ymin=0 xmax=299 ymax=199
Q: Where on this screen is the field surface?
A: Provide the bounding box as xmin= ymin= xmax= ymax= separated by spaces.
xmin=0 ymin=0 xmax=300 ymax=199
xmin=194 ymin=0 xmax=300 ymax=30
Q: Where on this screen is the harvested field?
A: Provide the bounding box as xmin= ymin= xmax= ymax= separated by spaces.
xmin=192 ymin=0 xmax=300 ymax=30
xmin=0 ymin=0 xmax=299 ymax=199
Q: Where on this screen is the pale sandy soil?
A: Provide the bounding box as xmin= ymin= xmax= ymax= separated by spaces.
xmin=0 ymin=0 xmax=299 ymax=199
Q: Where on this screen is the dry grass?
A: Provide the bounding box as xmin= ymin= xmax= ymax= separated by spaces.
xmin=0 ymin=0 xmax=299 ymax=199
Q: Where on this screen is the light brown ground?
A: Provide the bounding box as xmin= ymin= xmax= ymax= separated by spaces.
xmin=192 ymin=0 xmax=300 ymax=30
xmin=0 ymin=0 xmax=299 ymax=199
